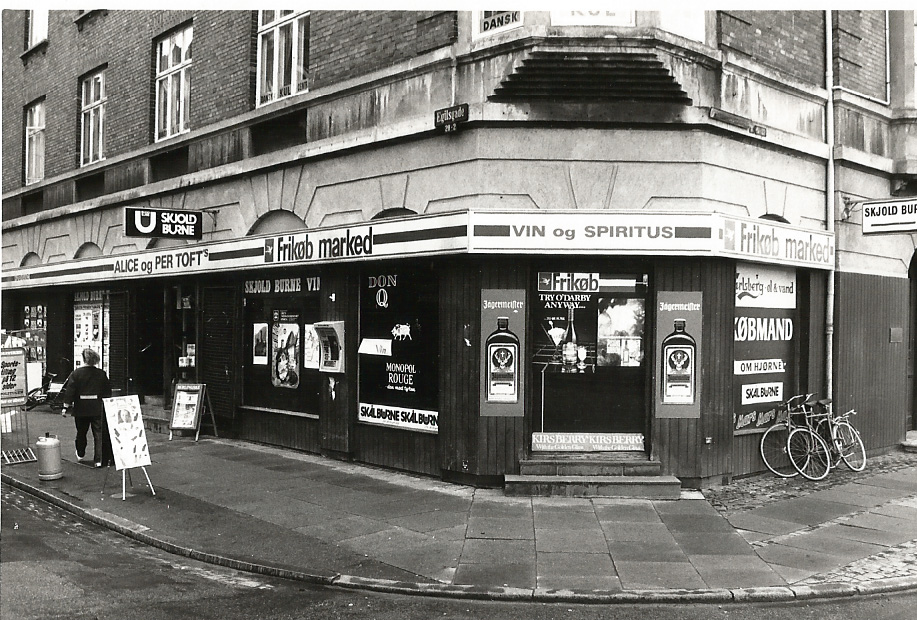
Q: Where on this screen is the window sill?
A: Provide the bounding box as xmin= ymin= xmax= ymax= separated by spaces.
xmin=74 ymin=10 xmax=107 ymax=31
xmin=19 ymin=39 xmax=48 ymax=63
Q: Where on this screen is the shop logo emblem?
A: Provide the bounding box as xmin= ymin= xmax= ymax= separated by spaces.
xmin=376 ymin=288 xmax=389 ymax=308
xmin=264 ymin=239 xmax=275 ymax=263
xmin=134 ymin=211 xmax=157 ymax=234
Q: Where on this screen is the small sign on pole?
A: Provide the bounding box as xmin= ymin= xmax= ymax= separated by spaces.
xmin=169 ymin=383 xmax=218 ymax=441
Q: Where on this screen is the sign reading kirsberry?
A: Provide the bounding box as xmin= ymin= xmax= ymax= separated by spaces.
xmin=124 ymin=207 xmax=203 ymax=240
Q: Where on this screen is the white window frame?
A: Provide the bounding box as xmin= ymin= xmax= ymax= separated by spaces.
xmin=256 ymin=10 xmax=310 ymax=106
xmin=80 ymin=70 xmax=106 ymax=166
xmin=154 ymin=24 xmax=193 ymax=142
xmin=27 ymin=9 xmax=49 ymax=49
xmin=25 ymin=100 xmax=45 ymax=186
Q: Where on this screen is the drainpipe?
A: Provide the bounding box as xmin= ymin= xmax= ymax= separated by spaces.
xmin=825 ymin=10 xmax=836 ymax=400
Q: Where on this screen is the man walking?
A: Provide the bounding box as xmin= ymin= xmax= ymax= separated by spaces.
xmin=61 ymin=348 xmax=112 ymax=467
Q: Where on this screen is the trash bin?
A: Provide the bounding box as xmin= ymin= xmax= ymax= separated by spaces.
xmin=36 ymin=433 xmax=63 ymax=481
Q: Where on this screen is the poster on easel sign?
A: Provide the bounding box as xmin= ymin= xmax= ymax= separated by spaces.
xmin=170 ymin=383 xmax=204 ymax=430
xmin=102 ymin=395 xmax=151 ymax=471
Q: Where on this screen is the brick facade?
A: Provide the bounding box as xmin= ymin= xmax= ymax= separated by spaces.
xmin=719 ymin=11 xmax=827 ymax=86
xmin=2 ymin=10 xmax=253 ymax=193
xmin=835 ymin=10 xmax=888 ymax=100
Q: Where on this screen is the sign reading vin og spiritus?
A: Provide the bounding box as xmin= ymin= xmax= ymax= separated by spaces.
xmin=124 ymin=207 xmax=203 ymax=240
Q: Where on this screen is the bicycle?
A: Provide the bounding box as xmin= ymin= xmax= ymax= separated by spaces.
xmin=759 ymin=393 xmax=814 ymax=478
xmin=811 ymin=400 xmax=867 ymax=472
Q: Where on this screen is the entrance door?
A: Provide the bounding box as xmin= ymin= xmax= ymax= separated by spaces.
xmin=130 ymin=286 xmax=165 ymax=404
xmin=532 ymin=271 xmax=648 ymax=452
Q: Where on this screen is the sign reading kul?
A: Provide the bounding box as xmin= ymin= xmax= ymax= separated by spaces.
xmin=124 ymin=207 xmax=203 ymax=240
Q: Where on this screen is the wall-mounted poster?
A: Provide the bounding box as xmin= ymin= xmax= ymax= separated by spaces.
xmin=103 ymin=395 xmax=151 ymax=471
xmin=302 ymin=324 xmax=320 ymax=370
xmin=480 ymin=289 xmax=525 ymax=416
xmin=271 ymin=310 xmax=300 ymax=389
xmin=358 ymin=270 xmax=439 ymax=434
xmin=733 ymin=263 xmax=797 ymax=434
xmin=252 ymin=323 xmax=268 ymax=365
xmin=655 ymin=292 xmax=703 ymax=418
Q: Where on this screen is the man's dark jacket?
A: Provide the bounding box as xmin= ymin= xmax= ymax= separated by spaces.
xmin=61 ymin=366 xmax=112 ymax=417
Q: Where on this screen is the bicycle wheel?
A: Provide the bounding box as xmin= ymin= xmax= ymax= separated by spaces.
xmin=760 ymin=423 xmax=798 ymax=477
xmin=787 ymin=427 xmax=832 ymax=481
xmin=833 ymin=421 xmax=866 ymax=472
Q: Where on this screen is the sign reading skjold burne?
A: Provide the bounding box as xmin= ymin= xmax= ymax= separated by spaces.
xmin=4 ymin=211 xmax=835 ymax=290
xmin=861 ymin=197 xmax=917 ymax=234
xmin=124 ymin=207 xmax=203 ymax=240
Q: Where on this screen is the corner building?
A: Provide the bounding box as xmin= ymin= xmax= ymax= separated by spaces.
xmin=3 ymin=10 xmax=916 ymax=488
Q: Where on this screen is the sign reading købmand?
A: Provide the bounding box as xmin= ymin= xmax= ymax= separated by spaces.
xmin=124 ymin=207 xmax=203 ymax=240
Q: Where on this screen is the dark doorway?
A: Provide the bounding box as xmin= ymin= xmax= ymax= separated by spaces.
xmin=131 ymin=286 xmax=165 ymax=404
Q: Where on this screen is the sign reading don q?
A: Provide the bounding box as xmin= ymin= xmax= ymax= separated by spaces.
xmin=124 ymin=207 xmax=203 ymax=240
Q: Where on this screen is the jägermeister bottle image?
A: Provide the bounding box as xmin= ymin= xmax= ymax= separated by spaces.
xmin=662 ymin=319 xmax=696 ymax=404
xmin=486 ymin=316 xmax=519 ymax=402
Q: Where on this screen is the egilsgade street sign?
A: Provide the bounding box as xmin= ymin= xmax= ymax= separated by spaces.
xmin=124 ymin=207 xmax=203 ymax=240
xmin=861 ymin=197 xmax=917 ymax=234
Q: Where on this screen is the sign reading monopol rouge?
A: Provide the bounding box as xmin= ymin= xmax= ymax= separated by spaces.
xmin=124 ymin=207 xmax=203 ymax=240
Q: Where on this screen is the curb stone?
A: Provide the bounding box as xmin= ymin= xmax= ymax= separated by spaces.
xmin=5 ymin=471 xmax=917 ymax=605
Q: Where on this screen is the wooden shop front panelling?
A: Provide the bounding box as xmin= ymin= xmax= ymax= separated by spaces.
xmin=653 ymin=258 xmax=734 ymax=485
xmin=835 ymin=271 xmax=909 ymax=453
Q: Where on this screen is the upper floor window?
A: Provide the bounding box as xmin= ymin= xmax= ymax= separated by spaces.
xmin=80 ymin=70 xmax=106 ymax=165
xmin=155 ymin=24 xmax=192 ymax=141
xmin=25 ymin=100 xmax=46 ymax=185
xmin=257 ymin=11 xmax=309 ymax=106
xmin=26 ymin=9 xmax=49 ymax=49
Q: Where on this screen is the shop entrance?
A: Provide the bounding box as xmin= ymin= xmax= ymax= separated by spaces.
xmin=532 ymin=271 xmax=649 ymax=452
xmin=130 ymin=286 xmax=165 ymax=405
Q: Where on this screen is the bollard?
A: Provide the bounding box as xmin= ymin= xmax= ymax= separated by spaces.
xmin=36 ymin=433 xmax=63 ymax=481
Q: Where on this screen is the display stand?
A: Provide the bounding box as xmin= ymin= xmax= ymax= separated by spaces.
xmin=102 ymin=465 xmax=156 ymax=501
xmin=169 ymin=383 xmax=218 ymax=441
xmin=101 ymin=394 xmax=155 ymax=501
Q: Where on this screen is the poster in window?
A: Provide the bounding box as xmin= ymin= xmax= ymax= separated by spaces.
xmin=302 ymin=324 xmax=320 ymax=370
xmin=252 ymin=322 xmax=268 ymax=365
xmin=358 ymin=271 xmax=439 ymax=434
xmin=597 ymin=297 xmax=645 ymax=367
xmin=271 ymin=310 xmax=300 ymax=389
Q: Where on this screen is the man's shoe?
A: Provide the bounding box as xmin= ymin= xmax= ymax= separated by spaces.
xmin=75 ymin=444 xmax=86 ymax=460
xmin=94 ymin=462 xmax=103 ymax=468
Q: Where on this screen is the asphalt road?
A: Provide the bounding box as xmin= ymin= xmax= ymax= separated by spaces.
xmin=3 ymin=483 xmax=916 ymax=620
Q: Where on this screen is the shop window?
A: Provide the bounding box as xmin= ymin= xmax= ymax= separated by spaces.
xmin=257 ymin=11 xmax=309 ymax=106
xmin=358 ymin=267 xmax=439 ymax=434
xmin=242 ymin=274 xmax=322 ymax=414
xmin=533 ymin=271 xmax=648 ymax=450
xmin=20 ymin=252 xmax=41 ymax=267
xmin=155 ymin=24 xmax=192 ymax=141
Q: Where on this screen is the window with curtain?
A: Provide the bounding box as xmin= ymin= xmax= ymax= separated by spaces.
xmin=80 ymin=70 xmax=106 ymax=165
xmin=257 ymin=11 xmax=310 ymax=106
xmin=155 ymin=24 xmax=192 ymax=141
xmin=25 ymin=100 xmax=45 ymax=185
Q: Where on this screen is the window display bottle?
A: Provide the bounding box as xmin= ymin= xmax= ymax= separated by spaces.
xmin=486 ymin=316 xmax=519 ymax=402
xmin=561 ymin=306 xmax=577 ymax=367
xmin=661 ymin=319 xmax=696 ymax=404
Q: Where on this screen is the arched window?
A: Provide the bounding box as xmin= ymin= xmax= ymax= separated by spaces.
xmin=371 ymin=208 xmax=417 ymax=220
xmin=75 ymin=242 xmax=103 ymax=258
xmin=760 ymin=213 xmax=791 ymax=225
xmin=20 ymin=252 xmax=41 ymax=266
xmin=249 ymin=210 xmax=308 ymax=235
